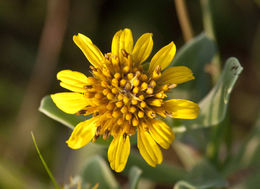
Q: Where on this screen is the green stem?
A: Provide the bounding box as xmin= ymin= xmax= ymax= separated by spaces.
xmin=206 ymin=113 xmax=230 ymax=169
xmin=206 ymin=126 xmax=221 ymax=166
xmin=31 ymin=132 xmax=60 ymax=189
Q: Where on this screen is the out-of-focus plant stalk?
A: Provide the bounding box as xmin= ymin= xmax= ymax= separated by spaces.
xmin=200 ymin=0 xmax=221 ymax=83
xmin=174 ymin=0 xmax=194 ymax=42
xmin=10 ymin=0 xmax=69 ymax=161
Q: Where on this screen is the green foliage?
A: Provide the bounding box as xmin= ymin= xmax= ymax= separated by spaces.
xmin=80 ymin=157 xmax=143 ymax=189
xmin=173 ymin=57 xmax=243 ymax=132
xmin=195 ymin=57 xmax=242 ymax=127
xmin=174 ymin=160 xmax=227 ymax=189
xmin=226 ymin=113 xmax=260 ymax=188
xmin=224 ymin=112 xmax=260 ymax=177
xmin=128 ymin=166 xmax=142 ymax=189
xmin=170 ymin=33 xmax=216 ymax=101
xmin=125 ymin=151 xmax=187 ymax=184
xmin=81 ymin=156 xmax=119 ymax=189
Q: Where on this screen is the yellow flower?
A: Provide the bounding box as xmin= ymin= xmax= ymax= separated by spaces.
xmin=51 ymin=28 xmax=199 ymax=172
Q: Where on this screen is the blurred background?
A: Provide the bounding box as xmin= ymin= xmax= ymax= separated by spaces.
xmin=0 ymin=0 xmax=259 ymax=188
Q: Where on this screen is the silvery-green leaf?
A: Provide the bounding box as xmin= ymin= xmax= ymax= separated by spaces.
xmin=170 ymin=33 xmax=216 ymax=101
xmin=173 ymin=57 xmax=243 ymax=132
xmin=129 ymin=166 xmax=142 ymax=189
xmin=81 ymin=155 xmax=120 ymax=189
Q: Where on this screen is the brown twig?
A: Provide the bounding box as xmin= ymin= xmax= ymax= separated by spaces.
xmin=174 ymin=0 xmax=194 ymax=42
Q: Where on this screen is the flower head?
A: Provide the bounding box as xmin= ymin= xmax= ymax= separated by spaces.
xmin=51 ymin=28 xmax=199 ymax=172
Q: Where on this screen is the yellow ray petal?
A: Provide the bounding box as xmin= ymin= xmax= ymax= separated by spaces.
xmin=66 ymin=117 xmax=98 ymax=149
xmin=73 ymin=33 xmax=104 ymax=68
xmin=164 ymin=99 xmax=200 ymax=119
xmin=51 ymin=92 xmax=90 ymax=114
xmin=148 ymin=42 xmax=176 ymax=73
xmin=137 ymin=125 xmax=163 ymax=167
xmin=111 ymin=28 xmax=133 ymax=63
xmin=132 ymin=33 xmax=153 ymax=65
xmin=108 ymin=133 xmax=130 ymax=172
xmin=159 ymin=66 xmax=195 ymax=85
xmin=57 ymin=70 xmax=90 ymax=93
xmin=108 ymin=136 xmax=116 ymax=164
xmin=137 ymin=128 xmax=156 ymax=167
xmin=149 ymin=120 xmax=175 ymax=149
xmin=111 ymin=30 xmax=122 ymax=57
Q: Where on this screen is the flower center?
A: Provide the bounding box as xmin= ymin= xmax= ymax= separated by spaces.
xmin=81 ymin=50 xmax=175 ymax=141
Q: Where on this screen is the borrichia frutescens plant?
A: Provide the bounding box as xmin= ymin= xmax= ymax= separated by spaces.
xmin=51 ymin=28 xmax=199 ymax=172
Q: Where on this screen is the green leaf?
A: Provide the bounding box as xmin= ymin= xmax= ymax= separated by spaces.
xmin=173 ymin=57 xmax=243 ymax=132
xmin=170 ymin=33 xmax=216 ymax=101
xmin=224 ymin=112 xmax=260 ymax=177
xmin=129 ymin=166 xmax=142 ymax=189
xmin=174 ymin=160 xmax=227 ymax=189
xmin=124 ymin=151 xmax=187 ymax=184
xmin=81 ymin=155 xmax=120 ymax=189
xmin=172 ymin=141 xmax=202 ymax=170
